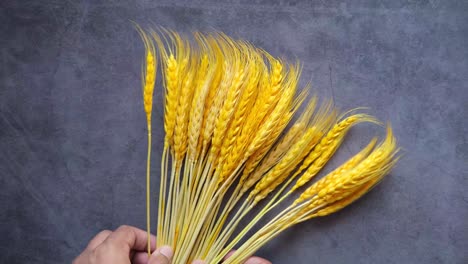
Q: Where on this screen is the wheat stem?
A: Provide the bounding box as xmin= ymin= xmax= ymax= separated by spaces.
xmin=146 ymin=128 xmax=151 ymax=255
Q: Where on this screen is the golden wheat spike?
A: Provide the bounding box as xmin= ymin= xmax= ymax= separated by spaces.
xmin=219 ymin=48 xmax=261 ymax=178
xmin=257 ymin=97 xmax=317 ymax=171
xmin=135 ymin=26 xmax=157 ymax=121
xmin=291 ymin=113 xmax=380 ymax=191
xmin=173 ymin=36 xmax=195 ymax=162
xmin=187 ymin=54 xmax=210 ymax=160
xmin=294 ymin=137 xmax=378 ymax=205
xmin=296 ymin=125 xmax=399 ymax=206
xmin=211 ymin=39 xmax=247 ymax=165
xmin=240 ymin=59 xmax=285 ymax=148
xmin=201 ymin=36 xmax=229 ymax=156
xmin=221 ymin=58 xmax=267 ymax=169
xmin=238 ymin=96 xmax=313 ymax=192
xmin=243 ymin=63 xmax=300 ymax=160
xmin=193 ymin=35 xmax=222 ymax=157
xmin=187 ymin=33 xmax=219 ymax=161
xmin=251 ymin=122 xmax=306 ymax=180
xmin=153 ymin=30 xmax=180 ymax=147
xmin=217 ymin=58 xmax=297 ymax=186
xmin=305 ymin=165 xmax=392 ymax=219
xmin=303 ymin=156 xmax=398 ymax=217
xmin=249 ymin=126 xmax=318 ymax=203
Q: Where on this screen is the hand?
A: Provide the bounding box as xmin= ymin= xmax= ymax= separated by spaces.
xmin=73 ymin=225 xmax=271 ymax=264
xmin=73 ymin=225 xmax=158 ymax=264
xmin=224 ymin=251 xmax=272 ymax=264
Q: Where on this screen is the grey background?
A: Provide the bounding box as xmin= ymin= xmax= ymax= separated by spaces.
xmin=1 ymin=1 xmax=467 ymax=263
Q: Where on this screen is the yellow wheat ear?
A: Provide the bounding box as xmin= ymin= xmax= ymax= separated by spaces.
xmin=135 ymin=24 xmax=157 ymax=256
xmin=291 ymin=113 xmax=380 ymax=192
xmin=296 ymin=125 xmax=399 ymax=214
xmin=135 ymin=25 xmax=157 ymax=123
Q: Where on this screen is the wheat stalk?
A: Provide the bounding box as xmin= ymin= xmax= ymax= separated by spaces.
xmin=135 ymin=25 xmax=157 ymax=256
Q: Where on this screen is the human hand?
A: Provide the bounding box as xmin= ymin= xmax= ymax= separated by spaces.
xmin=224 ymin=251 xmax=272 ymax=264
xmin=73 ymin=225 xmax=271 ymax=264
xmin=73 ymin=225 xmax=159 ymax=264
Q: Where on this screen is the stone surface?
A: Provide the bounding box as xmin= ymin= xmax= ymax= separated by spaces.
xmin=0 ymin=1 xmax=467 ymax=263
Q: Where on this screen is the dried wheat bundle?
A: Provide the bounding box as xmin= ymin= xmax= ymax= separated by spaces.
xmin=136 ymin=25 xmax=400 ymax=263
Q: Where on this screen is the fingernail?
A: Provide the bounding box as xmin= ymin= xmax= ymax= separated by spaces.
xmin=158 ymin=245 xmax=173 ymax=259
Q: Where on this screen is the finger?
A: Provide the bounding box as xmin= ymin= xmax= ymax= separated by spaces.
xmin=102 ymin=225 xmax=156 ymax=252
xmin=223 ymin=250 xmax=271 ymax=264
xmin=223 ymin=250 xmax=235 ymax=260
xmin=148 ymin=245 xmax=173 ymax=264
xmin=244 ymin=256 xmax=272 ymax=264
xmin=192 ymin=260 xmax=205 ymax=264
xmin=86 ymin=230 xmax=112 ymax=250
xmin=129 ymin=235 xmax=156 ymax=260
xmin=132 ymin=251 xmax=150 ymax=264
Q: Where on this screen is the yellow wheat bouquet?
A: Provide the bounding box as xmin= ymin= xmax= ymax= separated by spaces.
xmin=136 ymin=25 xmax=400 ymax=263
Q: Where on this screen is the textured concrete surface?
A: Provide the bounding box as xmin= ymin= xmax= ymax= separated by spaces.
xmin=1 ymin=1 xmax=467 ymax=263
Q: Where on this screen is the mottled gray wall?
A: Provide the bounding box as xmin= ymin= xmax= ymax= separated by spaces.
xmin=1 ymin=1 xmax=467 ymax=263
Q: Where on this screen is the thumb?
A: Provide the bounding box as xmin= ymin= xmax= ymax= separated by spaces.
xmin=148 ymin=245 xmax=173 ymax=264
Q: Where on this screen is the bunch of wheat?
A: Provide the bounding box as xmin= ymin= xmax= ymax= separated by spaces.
xmin=136 ymin=25 xmax=400 ymax=263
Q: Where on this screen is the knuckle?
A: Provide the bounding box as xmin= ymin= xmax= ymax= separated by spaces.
xmin=92 ymin=243 xmax=111 ymax=257
xmin=86 ymin=230 xmax=112 ymax=249
xmin=149 ymin=254 xmax=170 ymax=264
xmin=115 ymin=225 xmax=135 ymax=243
xmin=116 ymin=225 xmax=131 ymax=232
xmin=97 ymin=229 xmax=112 ymax=236
xmin=99 ymin=229 xmax=112 ymax=235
